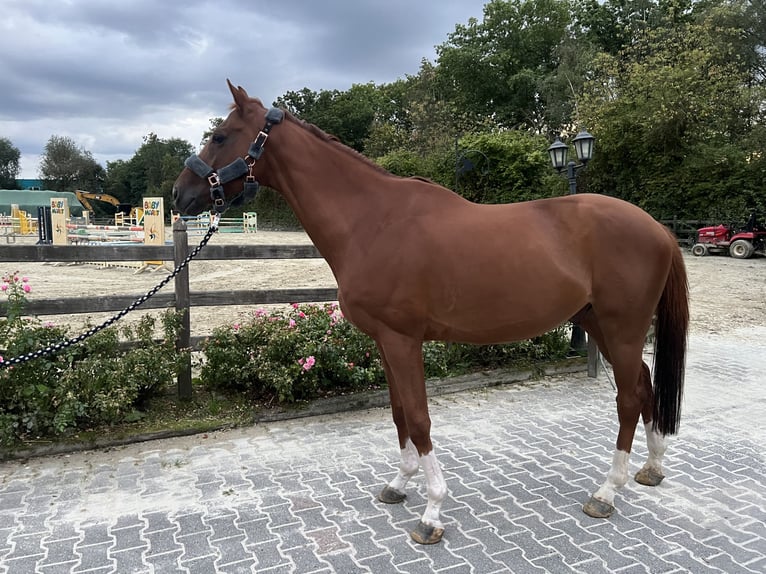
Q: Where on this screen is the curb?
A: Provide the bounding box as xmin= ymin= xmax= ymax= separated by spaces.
xmin=0 ymin=358 xmax=587 ymax=461
xmin=253 ymin=358 xmax=588 ymax=422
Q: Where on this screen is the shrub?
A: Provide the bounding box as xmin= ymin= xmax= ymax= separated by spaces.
xmin=200 ymin=303 xmax=383 ymax=403
xmin=201 ymin=303 xmax=571 ymax=404
xmin=0 ymin=271 xmax=188 ymax=446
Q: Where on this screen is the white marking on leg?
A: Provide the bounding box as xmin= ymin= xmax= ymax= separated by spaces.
xmin=640 ymin=422 xmax=667 ymax=476
xmin=387 ymin=438 xmax=419 ymax=495
xmin=592 ymin=450 xmax=630 ymax=506
xmin=419 ymin=450 xmax=447 ymax=528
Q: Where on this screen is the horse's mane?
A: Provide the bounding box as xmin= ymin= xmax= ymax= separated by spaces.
xmin=237 ymin=98 xmax=435 ymax=183
xmin=281 ymin=110 xmax=393 ymax=177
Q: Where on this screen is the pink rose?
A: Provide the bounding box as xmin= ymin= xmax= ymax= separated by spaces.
xmin=302 ymin=356 xmax=316 ymax=371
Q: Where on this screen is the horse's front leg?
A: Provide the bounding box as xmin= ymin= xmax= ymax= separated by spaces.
xmin=376 ymin=334 xmax=448 ymax=544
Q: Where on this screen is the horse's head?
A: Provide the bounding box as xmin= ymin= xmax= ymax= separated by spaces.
xmin=172 ymin=80 xmax=283 ymax=216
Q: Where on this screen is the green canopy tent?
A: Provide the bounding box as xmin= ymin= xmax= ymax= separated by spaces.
xmin=0 ymin=189 xmax=86 ymax=217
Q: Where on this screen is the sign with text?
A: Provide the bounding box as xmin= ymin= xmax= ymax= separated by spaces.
xmin=142 ymin=197 xmax=165 ymax=246
xmin=50 ymin=198 xmax=69 ymax=245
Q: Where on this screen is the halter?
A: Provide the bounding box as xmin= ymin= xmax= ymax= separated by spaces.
xmin=184 ymin=107 xmax=285 ymax=214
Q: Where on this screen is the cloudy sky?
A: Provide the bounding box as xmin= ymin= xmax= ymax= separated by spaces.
xmin=1 ymin=0 xmax=488 ymax=179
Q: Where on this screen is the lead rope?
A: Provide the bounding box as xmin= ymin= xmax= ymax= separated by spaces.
xmin=0 ymin=216 xmax=220 ymax=369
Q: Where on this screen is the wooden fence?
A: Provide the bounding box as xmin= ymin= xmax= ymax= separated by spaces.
xmin=660 ymin=219 xmax=715 ymax=246
xmin=0 ymin=220 xmax=338 ymax=398
xmin=2 ymin=220 xmax=598 ymax=398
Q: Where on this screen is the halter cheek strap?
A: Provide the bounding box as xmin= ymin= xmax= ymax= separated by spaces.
xmin=184 ymin=107 xmax=285 ymax=214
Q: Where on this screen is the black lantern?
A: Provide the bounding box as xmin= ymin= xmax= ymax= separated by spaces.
xmin=572 ymin=129 xmax=595 ymax=163
xmin=547 ymin=137 xmax=569 ymax=171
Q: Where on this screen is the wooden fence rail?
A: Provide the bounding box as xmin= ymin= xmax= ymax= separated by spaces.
xmin=1 ymin=220 xmax=338 ymax=398
xmin=2 ymin=220 xmax=598 ymax=397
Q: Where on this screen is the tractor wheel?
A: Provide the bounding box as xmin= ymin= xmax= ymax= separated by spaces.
xmin=691 ymin=244 xmax=707 ymax=257
xmin=729 ymin=239 xmax=754 ymax=259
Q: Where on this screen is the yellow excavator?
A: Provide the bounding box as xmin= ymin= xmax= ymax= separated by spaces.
xmin=74 ymin=190 xmax=140 ymax=224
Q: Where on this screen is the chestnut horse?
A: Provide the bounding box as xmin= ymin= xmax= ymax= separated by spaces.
xmin=173 ymin=81 xmax=689 ymax=545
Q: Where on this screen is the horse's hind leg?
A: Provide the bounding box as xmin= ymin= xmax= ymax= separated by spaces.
xmin=635 ymin=362 xmax=667 ymax=486
xmin=583 ymin=316 xmax=667 ymax=489
xmin=582 ymin=339 xmax=648 ymax=519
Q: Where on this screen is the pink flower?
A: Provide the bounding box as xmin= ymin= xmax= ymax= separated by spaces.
xmin=233 ymin=323 xmax=241 ymax=331
xmin=292 ymin=303 xmax=299 ymax=309
xmin=288 ymin=319 xmax=297 ymax=328
xmin=298 ymin=311 xmax=306 ymax=319
xmin=0 ymin=356 xmax=3 ymax=363
xmin=22 ymin=284 xmax=31 ymax=293
xmin=0 ymin=284 xmax=7 ymax=292
xmin=254 ymin=308 xmax=267 ymax=317
xmin=301 ymin=356 xmax=316 ymax=371
xmin=21 ymin=277 xmax=28 ymax=283
xmin=43 ymin=321 xmax=55 ymax=328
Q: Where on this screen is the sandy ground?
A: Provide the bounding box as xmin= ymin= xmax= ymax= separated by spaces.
xmin=5 ymin=229 xmax=766 ymax=337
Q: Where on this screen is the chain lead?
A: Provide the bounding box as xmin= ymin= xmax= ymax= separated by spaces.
xmin=0 ymin=224 xmax=218 ymax=370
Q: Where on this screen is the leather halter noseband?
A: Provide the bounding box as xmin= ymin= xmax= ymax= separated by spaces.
xmin=184 ymin=107 xmax=285 ymax=214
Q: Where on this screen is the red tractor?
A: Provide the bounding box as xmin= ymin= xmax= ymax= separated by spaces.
xmin=691 ymin=213 xmax=766 ymax=259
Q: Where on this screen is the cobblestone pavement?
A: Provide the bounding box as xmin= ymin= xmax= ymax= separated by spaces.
xmin=1 ymin=329 xmax=764 ymax=573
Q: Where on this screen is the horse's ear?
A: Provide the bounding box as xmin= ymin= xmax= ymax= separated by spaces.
xmin=227 ymin=79 xmax=249 ymax=113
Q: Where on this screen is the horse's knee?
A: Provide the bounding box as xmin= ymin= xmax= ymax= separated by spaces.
xmin=406 ymin=418 xmax=432 ymax=455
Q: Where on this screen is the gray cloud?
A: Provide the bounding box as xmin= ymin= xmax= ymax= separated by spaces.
xmin=0 ymin=0 xmax=486 ymax=177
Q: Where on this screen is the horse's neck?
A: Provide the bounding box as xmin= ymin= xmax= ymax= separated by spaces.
xmin=262 ymin=127 xmax=388 ymax=268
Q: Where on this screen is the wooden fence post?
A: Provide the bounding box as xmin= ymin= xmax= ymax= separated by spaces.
xmin=173 ymin=219 xmax=193 ymax=399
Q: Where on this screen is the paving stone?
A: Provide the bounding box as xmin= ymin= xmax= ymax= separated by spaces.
xmin=0 ymin=332 xmax=763 ymax=572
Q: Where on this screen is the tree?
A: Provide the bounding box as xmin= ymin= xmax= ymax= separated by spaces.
xmin=0 ymin=138 xmax=21 ymax=189
xmin=39 ymin=135 xmax=105 ymax=192
xmin=435 ymin=0 xmax=572 ymax=132
xmin=572 ymin=0 xmax=665 ymax=56
xmin=275 ymin=83 xmax=383 ymax=152
xmin=104 ymin=134 xmax=194 ymax=214
xmin=579 ymin=0 xmax=766 ymax=218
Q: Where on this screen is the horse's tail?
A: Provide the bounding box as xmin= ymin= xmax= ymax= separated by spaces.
xmin=652 ymin=234 xmax=690 ymax=435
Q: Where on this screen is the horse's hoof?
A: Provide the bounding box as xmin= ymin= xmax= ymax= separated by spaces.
xmin=583 ymin=496 xmax=615 ymax=518
xmin=410 ymin=521 xmax=444 ymax=545
xmin=635 ymin=467 xmax=665 ymax=486
xmin=378 ymin=486 xmax=406 ymax=504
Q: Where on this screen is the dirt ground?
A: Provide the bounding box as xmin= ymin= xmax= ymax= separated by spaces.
xmin=5 ymin=229 xmax=766 ymax=337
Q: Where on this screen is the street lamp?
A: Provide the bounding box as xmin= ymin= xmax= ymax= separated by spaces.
xmin=547 ymin=129 xmax=596 ymax=353
xmin=547 ymin=129 xmax=595 ymax=195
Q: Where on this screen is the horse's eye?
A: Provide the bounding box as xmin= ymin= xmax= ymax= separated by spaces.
xmin=211 ymin=133 xmax=226 ymax=144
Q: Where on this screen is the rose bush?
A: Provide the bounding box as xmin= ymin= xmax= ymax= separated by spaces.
xmin=200 ymin=303 xmax=570 ymax=404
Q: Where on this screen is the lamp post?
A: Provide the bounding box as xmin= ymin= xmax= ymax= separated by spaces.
xmin=547 ymin=129 xmax=596 ymax=353
xmin=547 ymin=129 xmax=595 ymax=194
